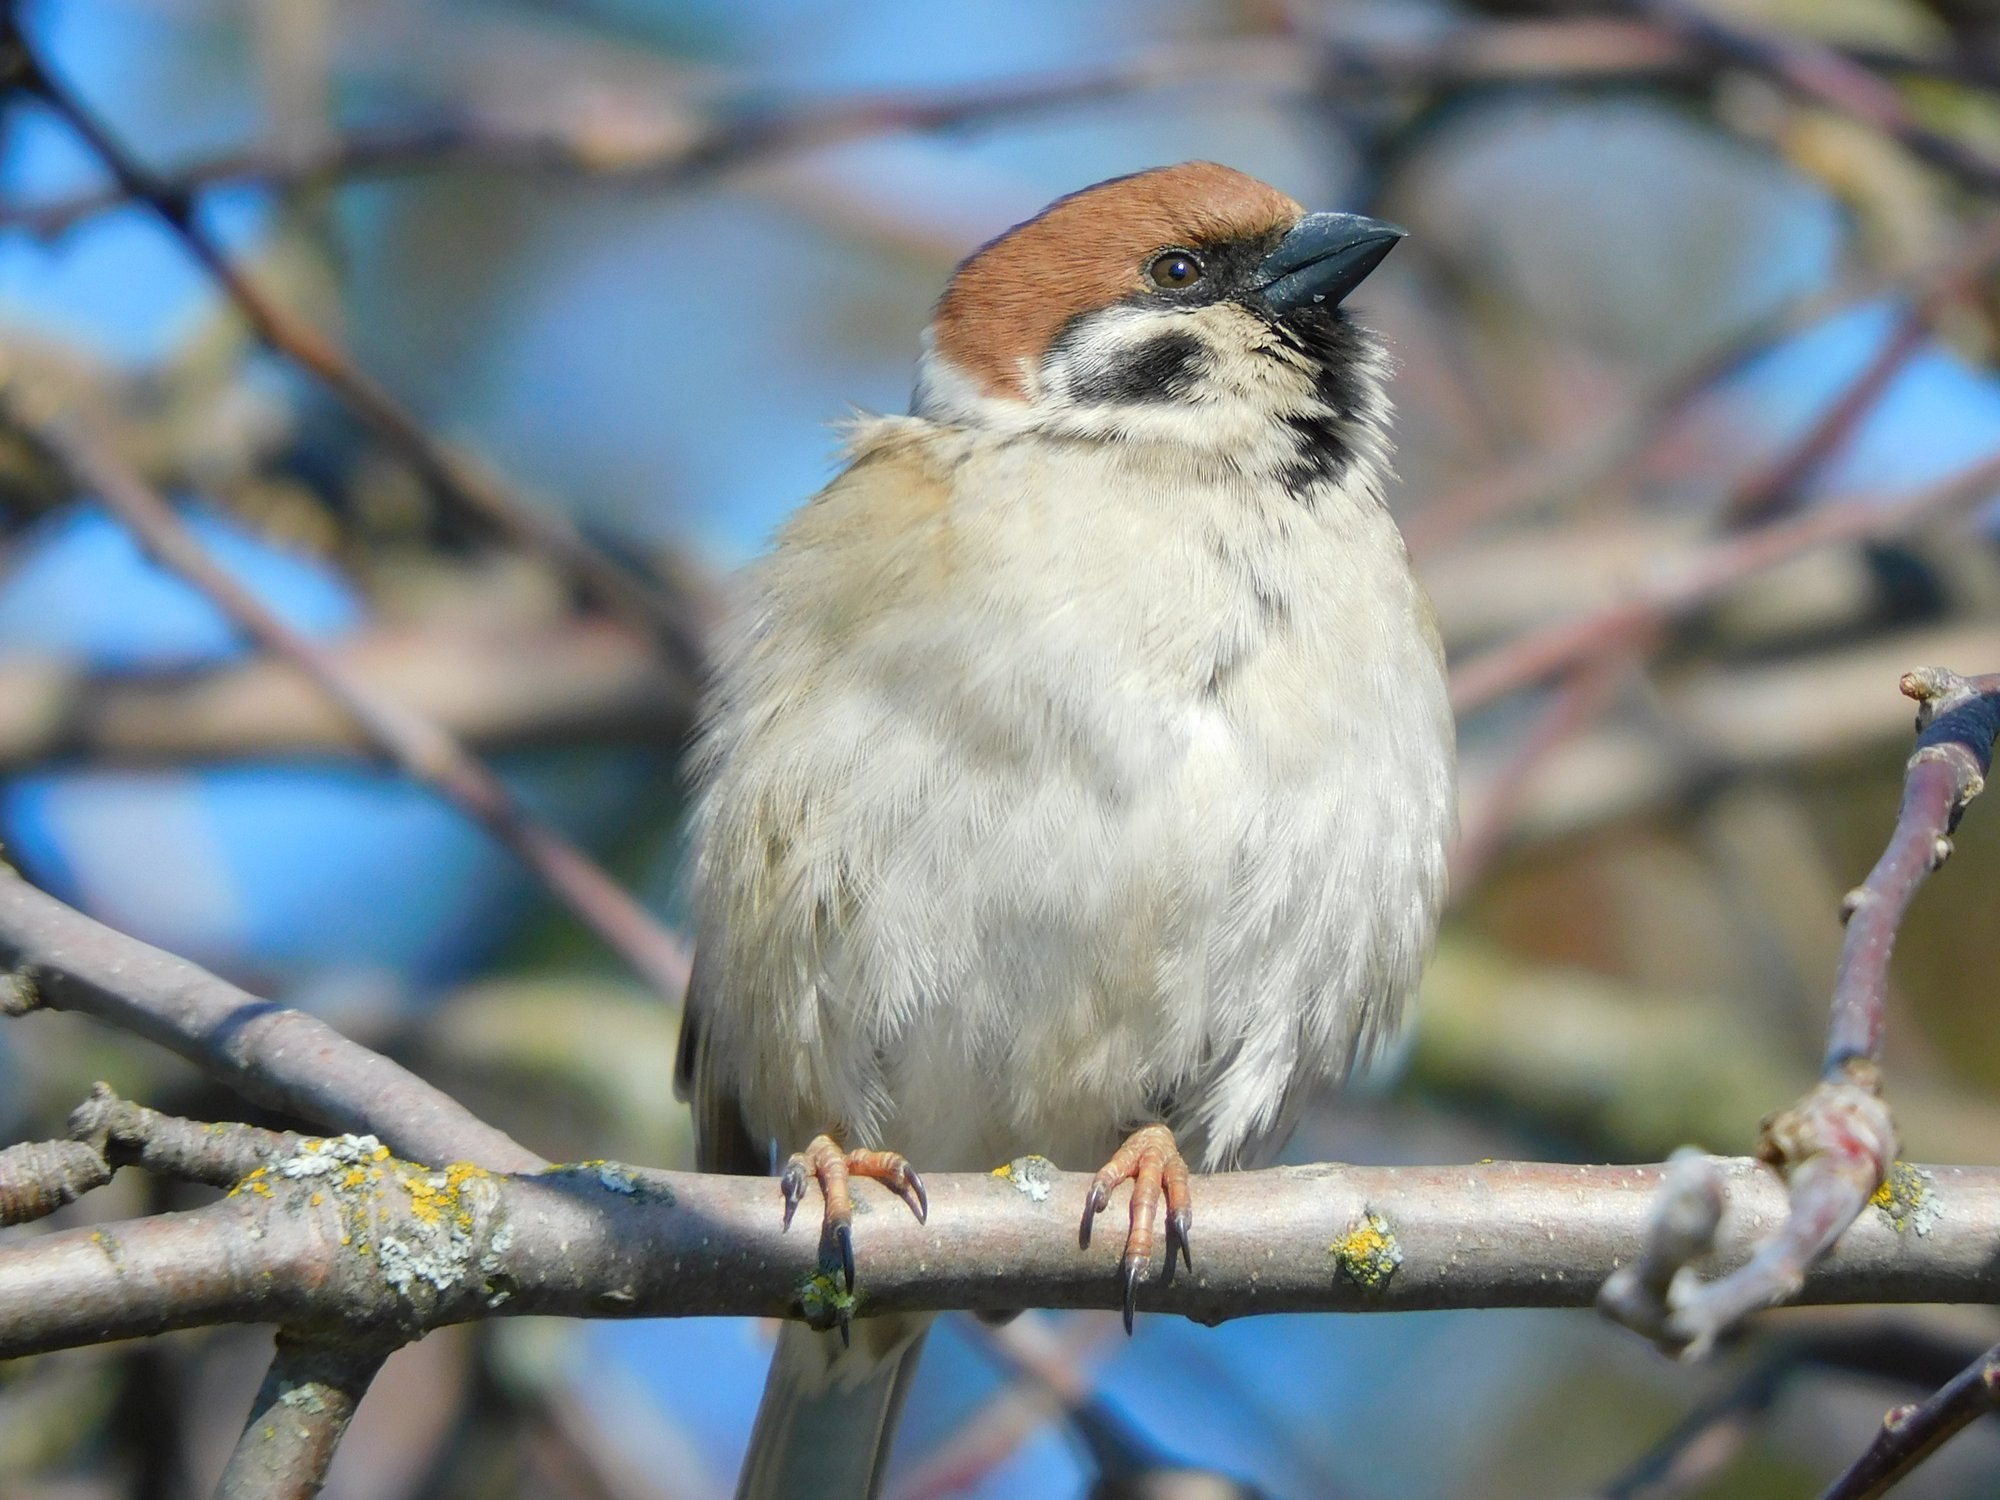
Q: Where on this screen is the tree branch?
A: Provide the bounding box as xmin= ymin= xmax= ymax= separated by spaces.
xmin=0 ymin=863 xmax=545 ymax=1173
xmin=1 ymin=1128 xmax=1997 ymax=1363
xmin=215 ymin=1335 xmax=393 ymax=1500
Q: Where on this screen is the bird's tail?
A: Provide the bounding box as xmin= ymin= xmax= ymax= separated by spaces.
xmin=735 ymin=1314 xmax=932 ymax=1500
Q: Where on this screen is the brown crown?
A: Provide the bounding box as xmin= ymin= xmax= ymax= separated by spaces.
xmin=931 ymin=162 xmax=1303 ymax=401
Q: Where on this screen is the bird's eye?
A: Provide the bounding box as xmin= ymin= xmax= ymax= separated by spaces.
xmin=1148 ymin=251 xmax=1203 ymax=290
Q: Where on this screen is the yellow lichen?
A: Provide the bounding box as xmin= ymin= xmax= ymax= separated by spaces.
xmin=230 ymin=1166 xmax=274 ymax=1199
xmin=394 ymin=1161 xmax=490 ymax=1235
xmin=1870 ymin=1160 xmax=1943 ymax=1235
xmin=797 ymin=1267 xmax=858 ymax=1329
xmin=1331 ymin=1211 xmax=1403 ymax=1292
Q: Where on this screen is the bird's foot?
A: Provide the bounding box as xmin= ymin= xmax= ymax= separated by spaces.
xmin=780 ymin=1134 xmax=928 ymax=1298
xmin=1079 ymin=1122 xmax=1192 ymax=1333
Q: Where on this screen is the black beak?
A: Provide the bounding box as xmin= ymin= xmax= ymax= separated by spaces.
xmin=1252 ymin=212 xmax=1405 ymax=315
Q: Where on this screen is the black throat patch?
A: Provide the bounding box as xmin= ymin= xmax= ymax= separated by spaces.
xmin=1268 ymin=307 xmax=1374 ymax=499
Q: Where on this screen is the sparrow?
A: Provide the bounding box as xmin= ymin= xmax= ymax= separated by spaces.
xmin=676 ymin=161 xmax=1455 ymax=1500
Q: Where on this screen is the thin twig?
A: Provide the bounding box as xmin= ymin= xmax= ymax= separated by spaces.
xmin=1590 ymin=1322 xmax=1992 ymax=1500
xmin=1599 ymin=668 xmax=2000 ymax=1358
xmin=1598 ymin=1149 xmax=1727 ymax=1348
xmin=1818 ymin=1340 xmax=2000 ymax=1500
xmin=0 ymin=1137 xmax=110 ymax=1226
xmin=0 ymin=1086 xmax=298 ymax=1224
xmin=0 ymin=388 xmax=691 ymax=1010
xmin=1826 ymin=667 xmax=2000 ymax=1066
xmin=215 ymin=1335 xmax=394 ymax=1500
xmin=69 ymin=1083 xmax=300 ymax=1187
xmin=2 ymin=17 xmax=702 ymax=673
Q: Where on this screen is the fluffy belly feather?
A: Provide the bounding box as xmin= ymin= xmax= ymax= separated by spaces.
xmin=727 ymin=670 xmax=1447 ymax=1176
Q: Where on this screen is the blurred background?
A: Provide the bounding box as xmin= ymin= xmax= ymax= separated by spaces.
xmin=4 ymin=0 xmax=2000 ymax=1496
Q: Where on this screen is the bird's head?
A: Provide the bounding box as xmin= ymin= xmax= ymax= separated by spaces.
xmin=913 ymin=161 xmax=1404 ymax=489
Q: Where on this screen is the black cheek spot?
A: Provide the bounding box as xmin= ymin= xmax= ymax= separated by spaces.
xmin=1069 ymin=331 xmax=1207 ymax=405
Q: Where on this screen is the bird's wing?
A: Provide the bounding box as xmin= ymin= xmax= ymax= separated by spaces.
xmin=674 ymin=943 xmax=767 ymax=1176
xmin=679 ymin=424 xmax=960 ymax=1498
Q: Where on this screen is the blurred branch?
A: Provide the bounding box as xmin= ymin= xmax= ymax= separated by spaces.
xmin=1 ymin=16 xmax=704 ymax=675
xmin=893 ymin=1313 xmax=1122 ymax=1500
xmin=0 ymin=25 xmax=1712 ymax=240
xmin=0 ymin=861 xmax=546 ymax=1172
xmin=1444 ymin=206 xmax=2000 ymax=877
xmin=1601 ymin=668 xmax=2000 ymax=1358
xmin=1412 ymin=931 xmax=2000 ymax=1167
xmin=4 ymin=1112 xmax=2000 ymax=1362
xmin=1451 ymin=653 xmax=1632 ymax=891
xmin=0 ymin=386 xmax=692 ymax=1009
xmin=1408 ymin=139 xmax=2000 ymax=561
xmin=965 ymin=1312 xmax=1273 ymax=1500
xmin=22 ymin=17 xmax=1992 ymax=247
xmin=1455 ymin=622 xmax=2000 ymax=852
xmin=1715 ymin=212 xmax=2000 ymax=530
xmin=1643 ymin=0 xmax=2000 ymax=199
xmin=1591 ymin=1321 xmax=1993 ymax=1499
xmin=0 ymin=619 xmax=688 ymax=770
xmin=1408 ymin=267 xmax=1864 ymax=558
xmin=1448 ymin=449 xmax=2000 ymax=714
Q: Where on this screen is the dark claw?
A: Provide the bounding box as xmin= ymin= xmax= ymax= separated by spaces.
xmin=903 ymin=1166 xmax=929 ymax=1223
xmin=1171 ymin=1208 xmax=1193 ymax=1272
xmin=1121 ymin=1258 xmax=1141 ymax=1336
xmin=837 ymin=1302 xmax=852 ymax=1349
xmin=1079 ymin=1194 xmax=1101 ymax=1249
xmin=780 ymin=1165 xmax=807 ymax=1231
xmin=836 ymin=1221 xmax=856 ymax=1292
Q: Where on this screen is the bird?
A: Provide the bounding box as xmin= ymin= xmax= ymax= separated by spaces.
xmin=675 ymin=160 xmax=1456 ymax=1500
